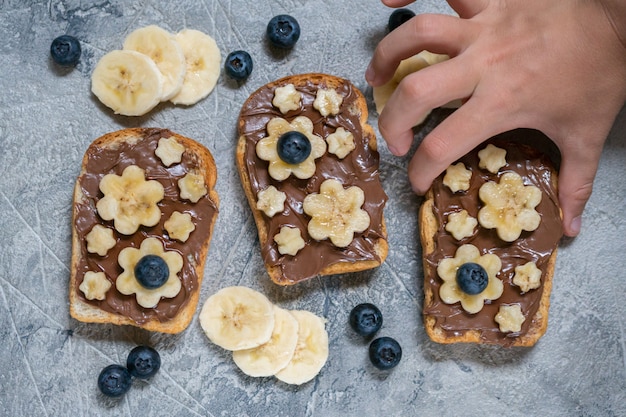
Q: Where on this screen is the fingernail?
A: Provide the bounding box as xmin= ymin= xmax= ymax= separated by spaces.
xmin=569 ymin=216 xmax=582 ymax=236
xmin=411 ymin=184 xmax=426 ymax=196
xmin=387 ymin=144 xmax=400 ymax=155
xmin=365 ymin=63 xmax=376 ymax=85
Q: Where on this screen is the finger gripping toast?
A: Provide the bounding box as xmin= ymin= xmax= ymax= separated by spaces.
xmin=419 ymin=129 xmax=562 ymax=346
xmin=237 ymin=73 xmax=388 ymax=285
xmin=70 ymin=128 xmax=219 ymax=333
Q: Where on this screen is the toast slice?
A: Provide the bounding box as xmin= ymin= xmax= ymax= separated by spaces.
xmin=419 ymin=129 xmax=562 ymax=346
xmin=236 ymin=73 xmax=388 ymax=285
xmin=70 ymin=128 xmax=219 ymax=333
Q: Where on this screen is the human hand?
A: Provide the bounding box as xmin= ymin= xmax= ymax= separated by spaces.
xmin=366 ymin=0 xmax=626 ymax=236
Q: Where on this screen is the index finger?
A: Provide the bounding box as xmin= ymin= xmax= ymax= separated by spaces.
xmin=366 ymin=13 xmax=476 ymax=86
xmin=377 ymin=56 xmax=479 ymax=155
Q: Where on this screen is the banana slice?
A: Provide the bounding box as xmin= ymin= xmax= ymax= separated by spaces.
xmin=199 ymin=286 xmax=275 ymax=351
xmin=91 ymin=49 xmax=163 ymax=116
xmin=232 ymin=307 xmax=299 ymax=377
xmin=275 ymin=310 xmax=329 ymax=385
xmin=478 ymin=172 xmax=542 ymax=242
xmin=122 ymin=25 xmax=186 ymax=102
xmin=170 ymin=29 xmax=221 ymax=106
xmin=372 ymin=50 xmax=459 ymax=124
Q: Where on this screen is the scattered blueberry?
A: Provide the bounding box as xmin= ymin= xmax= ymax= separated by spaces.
xmin=134 ymin=255 xmax=169 ymax=289
xmin=50 ymin=35 xmax=81 ymax=66
xmin=97 ymin=364 xmax=132 ymax=398
xmin=388 ymin=8 xmax=415 ymax=32
xmin=126 ymin=346 xmax=161 ymax=379
xmin=266 ymin=14 xmax=301 ymax=49
xmin=349 ymin=303 xmax=383 ymax=337
xmin=456 ymin=262 xmax=489 ymax=295
xmin=369 ymin=337 xmax=402 ymax=370
xmin=224 ymin=50 xmax=253 ymax=81
xmin=277 ymin=131 xmax=312 ymax=164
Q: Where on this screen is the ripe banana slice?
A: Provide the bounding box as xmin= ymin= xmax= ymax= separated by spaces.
xmin=199 ymin=286 xmax=275 ymax=351
xmin=275 ymin=310 xmax=329 ymax=385
xmin=91 ymin=49 xmax=163 ymax=116
xmin=170 ymin=29 xmax=221 ymax=106
xmin=122 ymin=25 xmax=186 ymax=101
xmin=232 ymin=307 xmax=299 ymax=377
xmin=372 ymin=50 xmax=459 ymax=124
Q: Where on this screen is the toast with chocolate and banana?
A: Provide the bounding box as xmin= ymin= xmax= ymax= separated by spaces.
xmin=236 ymin=73 xmax=388 ymax=285
xmin=70 ymin=128 xmax=219 ymax=333
xmin=419 ymin=129 xmax=562 ymax=346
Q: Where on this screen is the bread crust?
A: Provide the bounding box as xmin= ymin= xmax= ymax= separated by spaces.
xmin=419 ymin=135 xmax=560 ymax=346
xmin=70 ymin=128 xmax=218 ymax=333
xmin=236 ymin=73 xmax=388 ymax=285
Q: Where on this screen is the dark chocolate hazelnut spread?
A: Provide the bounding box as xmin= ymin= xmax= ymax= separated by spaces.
xmin=238 ymin=76 xmax=388 ymax=284
xmin=423 ymin=129 xmax=562 ymax=346
xmin=73 ymin=128 xmax=218 ymax=324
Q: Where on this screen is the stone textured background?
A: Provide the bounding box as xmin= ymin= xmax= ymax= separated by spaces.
xmin=1 ymin=1 xmax=625 ymax=416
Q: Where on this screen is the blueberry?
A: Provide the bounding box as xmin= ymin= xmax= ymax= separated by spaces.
xmin=134 ymin=255 xmax=169 ymax=289
xmin=224 ymin=50 xmax=253 ymax=81
xmin=126 ymin=346 xmax=161 ymax=379
xmin=97 ymin=364 xmax=132 ymax=398
xmin=369 ymin=337 xmax=402 ymax=370
xmin=277 ymin=131 xmax=311 ymax=164
xmin=388 ymin=8 xmax=415 ymax=32
xmin=456 ymin=262 xmax=489 ymax=295
xmin=266 ymin=14 xmax=301 ymax=49
xmin=349 ymin=303 xmax=383 ymax=337
xmin=50 ymin=35 xmax=81 ymax=66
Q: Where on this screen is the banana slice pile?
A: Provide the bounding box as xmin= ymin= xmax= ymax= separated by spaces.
xmin=91 ymin=25 xmax=220 ymax=116
xmin=199 ymin=286 xmax=329 ymax=385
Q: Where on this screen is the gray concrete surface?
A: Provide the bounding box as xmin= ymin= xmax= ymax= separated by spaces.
xmin=1 ymin=1 xmax=625 ymax=416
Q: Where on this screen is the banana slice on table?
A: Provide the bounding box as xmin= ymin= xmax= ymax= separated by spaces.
xmin=91 ymin=49 xmax=163 ymax=116
xmin=122 ymin=25 xmax=186 ymax=102
xmin=199 ymin=286 xmax=275 ymax=351
xmin=170 ymin=29 xmax=221 ymax=106
xmin=372 ymin=50 xmax=458 ymax=124
xmin=232 ymin=307 xmax=300 ymax=377
xmin=275 ymin=310 xmax=329 ymax=385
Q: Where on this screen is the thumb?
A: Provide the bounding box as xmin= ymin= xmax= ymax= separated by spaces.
xmin=556 ymin=149 xmax=601 ymax=237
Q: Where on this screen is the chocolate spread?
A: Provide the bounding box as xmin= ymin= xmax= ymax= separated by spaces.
xmin=238 ymin=77 xmax=388 ymax=284
xmin=73 ymin=128 xmax=218 ymax=324
xmin=423 ymin=129 xmax=562 ymax=346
